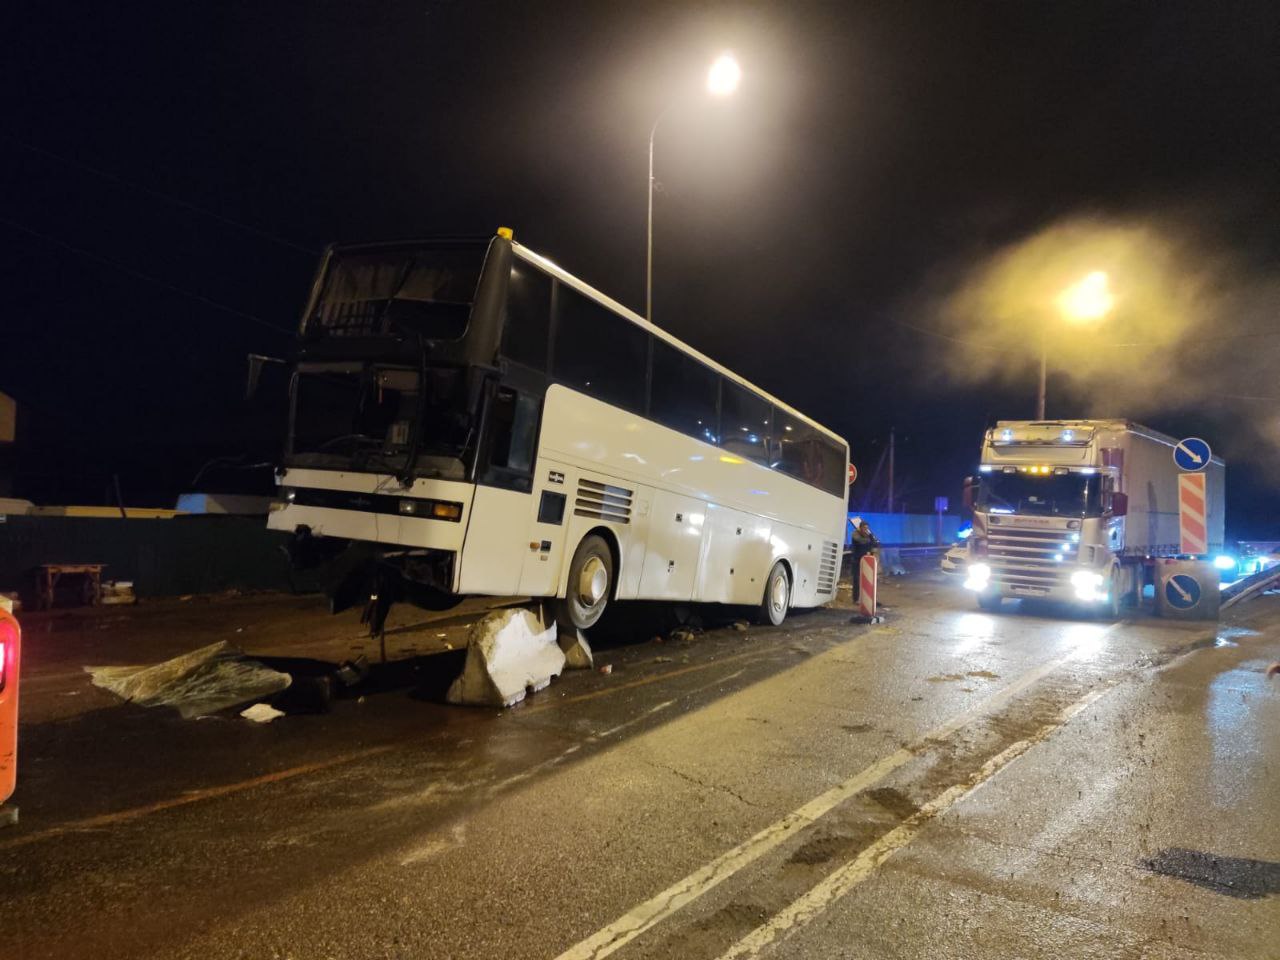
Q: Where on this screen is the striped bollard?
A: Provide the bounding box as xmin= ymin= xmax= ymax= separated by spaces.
xmin=1178 ymin=472 xmax=1207 ymax=555
xmin=858 ymin=554 xmax=878 ymax=619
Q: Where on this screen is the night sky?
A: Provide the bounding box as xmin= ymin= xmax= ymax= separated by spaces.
xmin=2 ymin=1 xmax=1277 ymax=535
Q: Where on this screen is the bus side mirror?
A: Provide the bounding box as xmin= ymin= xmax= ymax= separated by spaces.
xmin=962 ymin=475 xmax=977 ymax=512
xmin=1111 ymin=491 xmax=1128 ymax=517
xmin=246 ymin=354 xmax=286 ymax=401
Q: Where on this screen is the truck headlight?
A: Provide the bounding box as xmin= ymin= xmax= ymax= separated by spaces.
xmin=964 ymin=563 xmax=991 ymax=592
xmin=1071 ymin=570 xmax=1105 ymax=602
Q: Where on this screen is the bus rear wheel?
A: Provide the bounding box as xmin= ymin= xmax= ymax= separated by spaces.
xmin=758 ymin=562 xmax=790 ymax=627
xmin=556 ymin=534 xmax=614 ymax=631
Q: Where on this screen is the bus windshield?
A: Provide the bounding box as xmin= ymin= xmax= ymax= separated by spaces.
xmin=287 ymin=364 xmax=473 ymax=479
xmin=306 ymin=243 xmax=487 ymax=340
xmin=978 ymin=472 xmax=1101 ymax=517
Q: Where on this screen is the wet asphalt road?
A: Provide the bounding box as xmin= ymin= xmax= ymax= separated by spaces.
xmin=4 ymin=574 xmax=1279 ymax=959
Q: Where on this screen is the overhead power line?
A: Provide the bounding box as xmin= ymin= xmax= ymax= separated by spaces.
xmin=0 ymin=215 xmax=293 ymax=336
xmin=1 ymin=132 xmax=318 ymax=256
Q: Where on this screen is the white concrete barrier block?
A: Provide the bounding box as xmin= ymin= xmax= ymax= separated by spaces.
xmin=557 ymin=625 xmax=594 ymax=670
xmin=446 ymin=608 xmax=566 ymax=707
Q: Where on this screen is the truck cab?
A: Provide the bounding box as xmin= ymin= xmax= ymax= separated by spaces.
xmin=963 ymin=421 xmax=1138 ymax=616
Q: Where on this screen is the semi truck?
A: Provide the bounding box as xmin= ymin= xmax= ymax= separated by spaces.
xmin=961 ymin=420 xmax=1225 ymax=617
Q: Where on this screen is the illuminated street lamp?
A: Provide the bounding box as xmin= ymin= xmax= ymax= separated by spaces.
xmin=1037 ymin=271 xmax=1113 ymax=419
xmin=646 ymin=52 xmax=741 ymax=322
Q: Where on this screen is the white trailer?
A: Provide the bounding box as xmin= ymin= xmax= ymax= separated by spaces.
xmin=962 ymin=420 xmax=1225 ymax=616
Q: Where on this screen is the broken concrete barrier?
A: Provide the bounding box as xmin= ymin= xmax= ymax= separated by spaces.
xmin=557 ymin=623 xmax=594 ymax=670
xmin=446 ymin=608 xmax=565 ymax=707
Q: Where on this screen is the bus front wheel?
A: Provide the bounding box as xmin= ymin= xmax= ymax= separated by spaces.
xmin=556 ymin=534 xmax=614 ymax=631
xmin=758 ymin=562 xmax=791 ymax=627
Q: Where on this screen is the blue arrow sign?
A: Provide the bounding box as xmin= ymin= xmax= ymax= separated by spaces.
xmin=1173 ymin=437 xmax=1211 ymax=472
xmin=1165 ymin=573 xmax=1202 ymax=610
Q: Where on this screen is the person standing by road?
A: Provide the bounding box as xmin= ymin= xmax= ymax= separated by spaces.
xmin=849 ymin=518 xmax=880 ymax=601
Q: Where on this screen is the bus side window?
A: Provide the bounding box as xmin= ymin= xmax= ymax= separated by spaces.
xmin=650 ymin=337 xmax=719 ymax=445
xmin=501 ymin=261 xmax=552 ymax=373
xmin=772 ymin=407 xmax=818 ymax=482
xmin=553 ymin=286 xmax=647 ymax=414
xmin=720 ymin=380 xmax=770 ymax=467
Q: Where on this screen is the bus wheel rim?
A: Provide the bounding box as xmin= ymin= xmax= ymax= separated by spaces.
xmin=770 ymin=572 xmax=787 ymax=611
xmin=579 ymin=557 xmax=608 ymax=606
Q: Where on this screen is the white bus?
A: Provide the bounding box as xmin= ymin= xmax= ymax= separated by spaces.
xmin=268 ymin=229 xmax=849 ymax=633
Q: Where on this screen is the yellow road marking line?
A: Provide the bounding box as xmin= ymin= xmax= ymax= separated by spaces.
xmin=713 ymin=685 xmax=1115 ymax=959
xmin=552 ymin=629 xmax=1119 ymax=960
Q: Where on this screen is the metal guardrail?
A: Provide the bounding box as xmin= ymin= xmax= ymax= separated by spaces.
xmin=1221 ymin=564 xmax=1280 ymax=609
xmin=842 ymin=544 xmax=949 ymax=558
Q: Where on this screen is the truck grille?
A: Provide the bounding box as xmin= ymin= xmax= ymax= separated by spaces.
xmin=987 ymin=527 xmax=1074 ymax=590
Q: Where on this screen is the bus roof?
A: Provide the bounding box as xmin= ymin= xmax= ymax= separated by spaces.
xmin=512 ymin=240 xmax=847 ymax=448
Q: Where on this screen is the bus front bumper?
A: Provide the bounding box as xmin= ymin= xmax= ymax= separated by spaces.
xmin=267 ymin=468 xmax=474 ymax=553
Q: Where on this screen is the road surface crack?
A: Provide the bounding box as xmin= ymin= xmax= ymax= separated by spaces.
xmin=643 ymin=759 xmax=763 ymax=808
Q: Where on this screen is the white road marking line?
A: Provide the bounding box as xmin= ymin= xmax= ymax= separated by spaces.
xmin=553 ymin=630 xmax=1116 ymax=960
xmin=714 ymin=684 xmax=1115 ymax=960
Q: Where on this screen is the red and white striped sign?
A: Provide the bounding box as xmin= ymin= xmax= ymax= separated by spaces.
xmin=1179 ymin=472 xmax=1208 ymax=555
xmin=858 ymin=554 xmax=878 ymax=618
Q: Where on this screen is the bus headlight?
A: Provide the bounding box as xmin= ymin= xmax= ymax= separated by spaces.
xmin=964 ymin=563 xmax=991 ymax=592
xmin=398 ymin=499 xmax=463 ymax=522
xmin=1071 ymin=570 xmax=1105 ymax=602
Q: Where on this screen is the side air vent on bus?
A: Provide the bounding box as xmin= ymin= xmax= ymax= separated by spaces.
xmin=573 ymin=478 xmax=633 ymax=525
xmin=817 ymin=540 xmax=840 ymax=595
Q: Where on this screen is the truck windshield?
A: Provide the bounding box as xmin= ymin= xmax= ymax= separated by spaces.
xmin=287 ymin=365 xmax=472 ymax=479
xmin=306 ymin=244 xmax=487 ymax=340
xmin=978 ymin=472 xmax=1101 ymax=517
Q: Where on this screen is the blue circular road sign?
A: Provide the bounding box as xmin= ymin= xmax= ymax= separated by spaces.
xmin=1173 ymin=437 xmax=1211 ymax=472
xmin=1165 ymin=573 xmax=1202 ymax=610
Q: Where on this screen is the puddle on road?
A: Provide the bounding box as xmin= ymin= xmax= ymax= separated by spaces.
xmin=1142 ymin=848 xmax=1280 ymax=900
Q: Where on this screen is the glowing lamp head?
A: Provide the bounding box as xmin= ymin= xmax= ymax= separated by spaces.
xmin=707 ymin=53 xmax=742 ymax=97
xmin=1057 ymin=270 xmax=1113 ymax=322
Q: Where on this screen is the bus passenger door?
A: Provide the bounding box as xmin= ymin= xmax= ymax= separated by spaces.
xmin=458 ymin=383 xmax=541 ymax=596
xmin=637 ymin=490 xmax=706 ymax=601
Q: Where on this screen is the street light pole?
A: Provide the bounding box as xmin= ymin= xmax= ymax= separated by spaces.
xmin=645 ymin=111 xmax=666 ymax=324
xmin=645 ymin=53 xmax=740 ymax=324
xmin=1036 ymin=270 xmax=1112 ymax=420
xmin=1037 ymin=325 xmax=1047 ymax=420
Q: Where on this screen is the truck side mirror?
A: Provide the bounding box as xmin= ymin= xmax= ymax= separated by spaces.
xmin=1111 ymin=491 xmax=1128 ymax=517
xmin=962 ymin=475 xmax=977 ymax=512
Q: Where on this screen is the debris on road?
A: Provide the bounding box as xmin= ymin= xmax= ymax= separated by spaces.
xmin=732 ymin=620 xmax=749 ymax=632
xmin=240 ymin=703 xmax=286 ymax=723
xmin=334 ymin=655 xmax=371 ymax=688
xmin=446 ymin=607 xmax=565 ymax=708
xmin=598 ymin=664 xmax=613 ymax=675
xmin=86 ymin=641 xmax=292 ymax=719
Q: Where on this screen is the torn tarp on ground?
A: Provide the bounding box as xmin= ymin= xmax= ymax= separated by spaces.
xmin=86 ymin=641 xmax=292 ymax=718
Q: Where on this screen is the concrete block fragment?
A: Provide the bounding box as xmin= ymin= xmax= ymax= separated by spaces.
xmin=447 ymin=608 xmax=565 ymax=707
xmin=557 ymin=625 xmax=594 ymax=670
